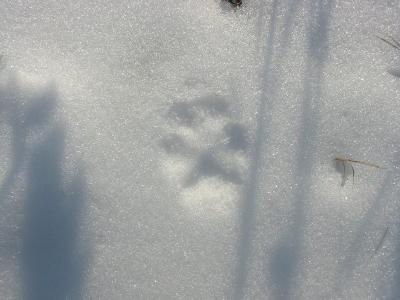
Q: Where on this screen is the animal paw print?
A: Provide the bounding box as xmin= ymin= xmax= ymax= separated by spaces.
xmin=160 ymin=95 xmax=248 ymax=216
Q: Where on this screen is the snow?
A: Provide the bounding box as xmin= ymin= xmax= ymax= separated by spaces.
xmin=1 ymin=0 xmax=400 ymax=299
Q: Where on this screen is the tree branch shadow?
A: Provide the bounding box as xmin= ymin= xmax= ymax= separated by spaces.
xmin=232 ymin=0 xmax=304 ymax=297
xmin=232 ymin=1 xmax=279 ymax=299
xmin=331 ymin=150 xmax=400 ymax=298
xmin=266 ymin=1 xmax=334 ymax=299
xmin=391 ymin=152 xmax=400 ymax=299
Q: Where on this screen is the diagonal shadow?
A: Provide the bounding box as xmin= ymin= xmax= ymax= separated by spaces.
xmin=336 ymin=166 xmax=400 ymax=294
xmin=334 ymin=165 xmax=400 ymax=297
xmin=273 ymin=0 xmax=301 ymax=74
xmin=332 ymin=147 xmax=400 ymax=298
xmin=391 ymin=152 xmax=400 ymax=299
xmin=267 ymin=1 xmax=334 ymax=299
xmin=232 ymin=0 xmax=306 ymax=297
xmin=232 ymin=1 xmax=280 ymax=299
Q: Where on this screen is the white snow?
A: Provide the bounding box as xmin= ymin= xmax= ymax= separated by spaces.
xmin=1 ymin=0 xmax=400 ymax=299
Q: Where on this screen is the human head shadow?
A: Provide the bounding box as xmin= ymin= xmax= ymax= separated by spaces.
xmin=21 ymin=124 xmax=89 ymax=300
xmin=0 ymin=72 xmax=89 ymax=299
xmin=0 ymin=74 xmax=56 ymax=204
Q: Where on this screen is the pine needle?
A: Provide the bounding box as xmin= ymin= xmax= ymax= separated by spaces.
xmin=335 ymin=156 xmax=384 ymax=169
xmin=376 ymin=35 xmax=400 ymax=51
xmin=374 ymin=226 xmax=389 ymax=255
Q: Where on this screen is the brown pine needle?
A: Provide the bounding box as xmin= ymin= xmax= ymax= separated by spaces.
xmin=334 ymin=156 xmax=384 ymax=186
xmin=335 ymin=156 xmax=384 ymax=169
xmin=374 ymin=226 xmax=389 ymax=254
xmin=376 ymin=35 xmax=400 ymax=51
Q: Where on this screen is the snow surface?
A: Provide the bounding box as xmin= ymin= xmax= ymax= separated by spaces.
xmin=1 ymin=0 xmax=400 ymax=299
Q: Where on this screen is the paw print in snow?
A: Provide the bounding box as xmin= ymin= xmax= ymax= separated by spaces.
xmin=160 ymin=95 xmax=249 ymax=216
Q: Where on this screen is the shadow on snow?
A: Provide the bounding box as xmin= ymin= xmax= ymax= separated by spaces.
xmin=232 ymin=0 xmax=334 ymax=299
xmin=0 ymin=72 xmax=90 ymax=300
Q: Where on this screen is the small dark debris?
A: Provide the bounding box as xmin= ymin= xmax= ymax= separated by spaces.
xmin=377 ymin=35 xmax=400 ymax=51
xmin=225 ymin=0 xmax=242 ymax=7
xmin=374 ymin=226 xmax=389 ymax=255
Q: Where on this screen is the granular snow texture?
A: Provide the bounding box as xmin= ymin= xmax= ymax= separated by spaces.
xmin=1 ymin=0 xmax=400 ymax=299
